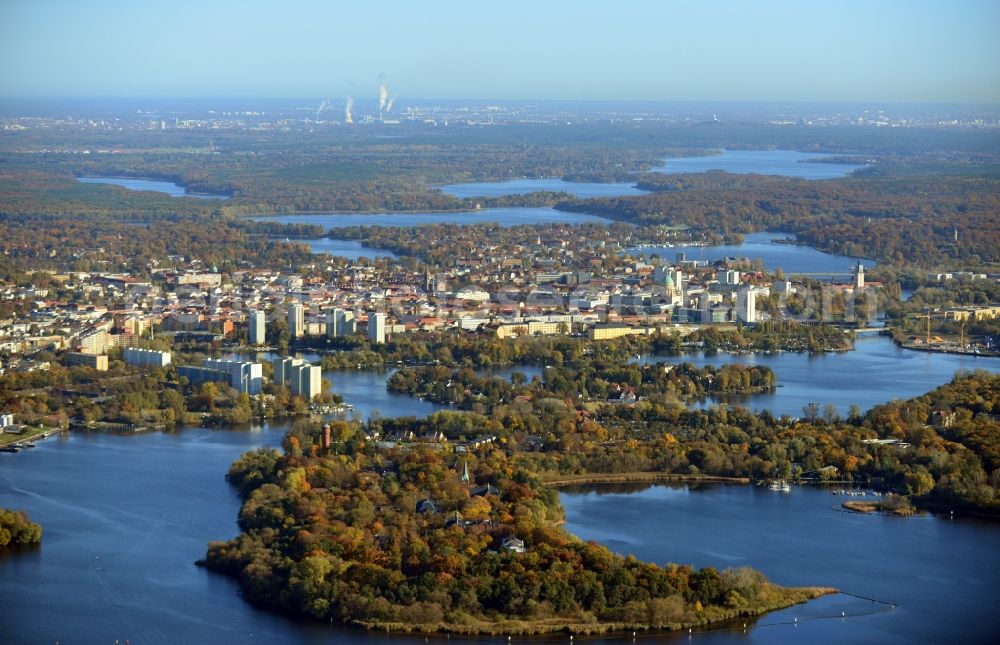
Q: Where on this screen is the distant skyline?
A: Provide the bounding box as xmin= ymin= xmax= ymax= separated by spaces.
xmin=1 ymin=0 xmax=998 ymax=103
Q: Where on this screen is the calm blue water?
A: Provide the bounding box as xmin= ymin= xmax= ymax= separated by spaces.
xmin=435 ymin=151 xmax=864 ymax=202
xmin=290 ymin=238 xmax=399 ymax=259
xmin=252 ymin=207 xmax=609 ymax=229
xmin=257 ymin=151 xmax=868 ymax=261
xmin=236 ymin=336 xmax=998 ymax=421
xmin=0 ymin=426 xmax=337 ymax=645
xmin=631 ymin=232 xmax=875 ymax=275
xmin=229 ymin=350 xmax=541 ymax=420
xmin=437 ymin=178 xmax=650 ymax=199
xmin=77 ymin=176 xmax=229 ymax=199
xmin=2 ymin=430 xmax=995 ymax=644
xmin=1 ymin=338 xmax=996 ymax=644
xmin=652 ymin=150 xmax=866 ymax=179
xmin=562 ymin=483 xmax=1000 ymax=644
xmin=274 ymin=226 xmax=870 ymax=275
xmin=640 ymin=334 xmax=999 ymax=417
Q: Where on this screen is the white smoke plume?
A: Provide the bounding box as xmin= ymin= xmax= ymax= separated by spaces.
xmin=315 ymin=99 xmax=329 ymax=121
xmin=378 ymin=74 xmax=388 ymax=114
xmin=385 ymin=94 xmax=398 ymax=113
xmin=344 ymin=95 xmax=354 ymax=124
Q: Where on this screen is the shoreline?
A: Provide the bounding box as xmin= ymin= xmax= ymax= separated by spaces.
xmin=543 ymin=472 xmax=750 ymax=487
xmin=842 ymin=500 xmax=918 ymax=516
xmin=351 ymin=586 xmax=835 ymax=637
xmin=896 ymin=341 xmax=1000 ymax=358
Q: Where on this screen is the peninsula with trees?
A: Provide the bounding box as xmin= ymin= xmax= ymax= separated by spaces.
xmin=201 ymin=426 xmax=830 ymax=635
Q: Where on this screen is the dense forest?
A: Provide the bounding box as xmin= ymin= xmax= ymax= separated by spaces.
xmin=201 ymin=426 xmax=826 ymax=634
xmin=372 ymin=367 xmax=1000 ymax=516
xmin=387 ymin=361 xmax=775 ymax=410
xmin=313 ymin=333 xmax=654 ymax=371
xmin=3 ymin=121 xmax=997 ymax=237
xmin=670 ymin=323 xmax=854 ymax=352
xmin=557 ymin=172 xmax=1000 ymax=268
xmin=200 ymin=369 xmax=998 ymax=633
xmin=0 ymin=217 xmax=317 ymax=279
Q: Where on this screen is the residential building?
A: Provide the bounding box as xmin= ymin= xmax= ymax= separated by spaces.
xmin=336 ymin=309 xmax=356 ymax=336
xmin=368 ymin=312 xmax=386 ymax=344
xmin=288 ymin=303 xmax=305 ymax=338
xmin=123 ymin=348 xmax=172 ymax=368
xmin=718 ymin=269 xmax=741 ymax=286
xmin=78 ymin=329 xmax=110 ymax=355
xmin=183 ymin=358 xmax=263 ymax=394
xmin=272 ymin=357 xmax=304 ymax=387
xmin=272 ymin=357 xmax=322 ymax=400
xmin=325 ymin=309 xmax=338 ymax=338
xmin=177 ymin=365 xmax=231 ymax=389
xmin=736 ymin=288 xmax=758 ymax=323
xmin=65 ymin=352 xmax=109 ymax=371
xmin=495 ymin=320 xmax=567 ymax=339
xmin=291 ymin=364 xmax=322 ymax=400
xmin=249 ymin=310 xmax=267 ymax=345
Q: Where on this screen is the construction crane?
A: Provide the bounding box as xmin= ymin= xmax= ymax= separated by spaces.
xmin=910 ymin=310 xmax=932 ymax=345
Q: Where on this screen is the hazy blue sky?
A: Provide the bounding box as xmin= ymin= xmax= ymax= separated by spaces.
xmin=1 ymin=0 xmax=998 ymax=102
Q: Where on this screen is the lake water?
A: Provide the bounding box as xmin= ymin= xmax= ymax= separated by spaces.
xmin=77 ymin=176 xmax=229 ymax=200
xmin=256 ymin=150 xmax=868 ymax=261
xmin=228 ymin=350 xmax=543 ymax=420
xmin=652 ymin=150 xmax=866 ymax=179
xmin=437 ymin=178 xmax=650 ymax=199
xmin=326 ymin=365 xmax=544 ymax=419
xmin=0 ymin=427 xmax=340 ymax=645
xmin=19 ymin=152 xmax=982 ymax=644
xmin=3 ymin=428 xmax=996 ymax=644
xmin=629 ymin=232 xmax=874 ymax=275
xmin=1 ymin=339 xmax=996 ymax=644
xmin=435 ymin=150 xmax=865 ymax=201
xmin=639 ymin=334 xmax=999 ymax=417
xmin=269 ymin=222 xmax=871 ymax=276
xmin=629 ymin=232 xmax=875 ymax=275
xmin=294 ymin=238 xmax=399 ymax=260
xmin=561 ymin=483 xmax=1000 ymax=644
xmin=252 ymin=207 xmax=610 ymax=229
xmin=237 ymin=335 xmax=999 ymax=422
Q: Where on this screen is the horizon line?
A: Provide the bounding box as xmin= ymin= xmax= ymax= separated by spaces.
xmin=1 ymin=95 xmax=999 ymax=107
